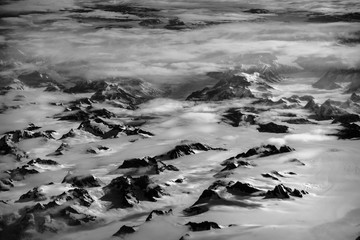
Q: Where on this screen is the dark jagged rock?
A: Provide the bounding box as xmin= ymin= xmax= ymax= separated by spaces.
xmin=252 ymin=98 xmax=288 ymax=107
xmin=62 ymin=173 xmax=101 ymax=188
xmin=0 ymin=134 xmax=28 ymax=160
xmin=192 ymin=189 xmax=222 ymax=206
xmin=101 ymin=175 xmax=165 ymax=208
xmin=25 ymin=123 xmax=41 ymax=131
xmin=185 ymin=221 xmax=221 ymax=232
xmin=113 ymin=225 xmax=136 ymax=237
xmin=226 ymin=182 xmax=263 ymax=195
xmin=6 ymin=165 xmax=39 ymax=181
xmin=4 ymin=129 xmax=56 ymax=143
xmin=89 ymin=108 xmax=116 ymax=118
xmin=232 ymin=144 xmax=294 ymax=159
xmin=330 ymin=123 xmax=360 ymax=140
xmin=18 ymin=187 xmax=47 ymax=202
xmin=87 ymin=145 xmax=109 ymax=154
xmin=222 ymin=108 xmax=256 ymax=127
xmin=119 ymin=156 xmax=157 ymax=169
xmin=314 ymin=99 xmax=349 ymax=120
xmin=350 ymin=93 xmax=360 ymax=103
xmin=78 ymin=119 xmax=112 ymax=137
xmin=208 ymin=180 xmax=230 ymax=190
xmin=116 ymin=156 xmax=163 ymax=175
xmin=186 ymin=73 xmax=254 ymax=101
xmin=264 ymin=184 xmax=308 ymax=199
xmin=257 ymin=122 xmax=289 ymax=133
xmin=59 ymin=129 xmax=76 ymax=139
xmin=304 ymin=99 xmax=320 ymax=111
xmin=312 ymin=69 xmax=360 ymax=93
xmin=0 ymin=178 xmax=14 ymax=191
xmin=283 ymin=118 xmax=316 ymax=124
xmin=145 ymin=209 xmax=173 ymax=221
xmin=261 ymin=173 xmax=279 ymax=181
xmin=331 ymin=114 xmax=360 ymax=124
xmin=52 ymin=188 xmax=94 ymax=207
xmin=78 ymin=118 xmax=153 ymax=139
xmin=175 ymin=178 xmax=184 ymax=183
xmin=157 ymin=142 xmax=226 ymax=160
xmin=47 ymin=143 xmax=70 ymax=156
xmin=220 ymin=160 xmax=252 ymax=172
xmin=27 ymin=158 xmax=59 ymax=166
xmin=57 ymin=110 xmax=90 ymax=121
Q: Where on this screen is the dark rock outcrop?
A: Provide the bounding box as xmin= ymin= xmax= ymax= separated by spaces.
xmin=331 ymin=114 xmax=360 ymax=124
xmin=0 ymin=134 xmax=28 ymax=160
xmin=113 ymin=225 xmax=136 ymax=237
xmin=257 ymin=122 xmax=289 ymax=133
xmin=77 ymin=118 xmax=154 ymax=139
xmin=59 ymin=129 xmax=76 ymax=139
xmin=62 ymin=173 xmax=101 ymax=188
xmin=86 ymin=145 xmax=109 ymax=154
xmin=330 ymin=123 xmax=360 ymax=140
xmin=51 ymin=188 xmax=95 ymax=207
xmin=27 ymin=158 xmax=59 ymax=166
xmin=350 ymin=93 xmax=360 ymax=103
xmin=185 ymin=221 xmax=221 ymax=232
xmin=186 ymin=74 xmax=254 ymax=101
xmin=156 ymin=142 xmax=226 ymax=160
xmin=6 ymin=165 xmax=39 ymax=181
xmin=101 ymin=175 xmax=165 ymax=208
xmin=283 ymin=118 xmax=316 ymax=124
xmin=0 ymin=178 xmax=14 ymax=191
xmin=228 ymin=144 xmax=294 ymax=160
xmin=18 ymin=187 xmax=47 ymax=202
xmin=226 ymin=182 xmax=263 ymax=196
xmin=264 ymin=184 xmax=308 ymax=199
xmin=222 ymin=108 xmax=256 ymax=127
xmin=145 ymin=209 xmax=173 ymax=221
xmin=47 ymin=143 xmax=70 ymax=156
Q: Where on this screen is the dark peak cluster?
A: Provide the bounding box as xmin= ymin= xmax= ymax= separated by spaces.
xmin=101 ymin=175 xmax=166 ymax=209
xmin=222 ymin=108 xmax=257 ymax=127
xmin=117 ymin=156 xmax=179 ymax=175
xmin=155 ymin=142 xmax=226 ymax=160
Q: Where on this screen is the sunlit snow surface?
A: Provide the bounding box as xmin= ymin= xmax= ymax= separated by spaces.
xmin=1 ymin=0 xmax=360 ymax=240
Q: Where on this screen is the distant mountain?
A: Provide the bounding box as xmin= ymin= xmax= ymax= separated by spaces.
xmin=186 ymin=73 xmax=254 ymax=101
xmin=312 ymin=69 xmax=360 ymax=93
xmin=66 ymin=78 xmax=163 ymax=104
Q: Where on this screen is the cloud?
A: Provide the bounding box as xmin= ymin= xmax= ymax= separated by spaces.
xmin=268 ymin=133 xmax=336 ymax=145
